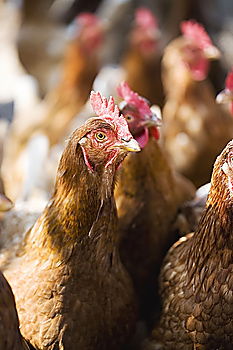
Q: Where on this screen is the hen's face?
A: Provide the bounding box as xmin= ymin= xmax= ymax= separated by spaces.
xmin=120 ymin=104 xmax=160 ymax=149
xmin=131 ymin=26 xmax=159 ymax=55
xmin=181 ymin=44 xmax=210 ymax=81
xmin=79 ymin=121 xmax=140 ymax=171
xmin=80 ymin=23 xmax=103 ymax=53
xmin=181 ymin=42 xmax=219 ymax=81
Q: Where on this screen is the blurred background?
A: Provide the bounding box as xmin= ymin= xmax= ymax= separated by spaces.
xmin=0 ymin=0 xmax=233 ymax=204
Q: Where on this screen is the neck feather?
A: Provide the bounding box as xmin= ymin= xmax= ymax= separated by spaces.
xmin=24 ymin=146 xmax=119 ymax=263
xmin=188 ymin=168 xmax=233 ymax=280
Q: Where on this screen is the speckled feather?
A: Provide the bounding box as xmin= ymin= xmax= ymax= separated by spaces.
xmin=0 ymin=271 xmax=28 ymax=350
xmin=145 ymin=140 xmax=233 ymax=349
xmin=115 ymin=135 xmax=194 ymax=322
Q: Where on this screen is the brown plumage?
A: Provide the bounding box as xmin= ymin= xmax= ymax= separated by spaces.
xmin=0 ymin=271 xmax=28 ymax=350
xmin=121 ymin=7 xmax=164 ymax=108
xmin=0 ymin=94 xmax=140 ymax=350
xmin=115 ymin=83 xmax=195 ymax=323
xmin=17 ymin=13 xmax=104 ymax=147
xmin=3 ymin=13 xmax=104 ymax=201
xmin=145 ymin=139 xmax=233 ymax=349
xmin=162 ymin=21 xmax=233 ymax=187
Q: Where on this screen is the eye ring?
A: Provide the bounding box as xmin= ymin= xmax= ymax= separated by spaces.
xmin=95 ymin=132 xmax=107 ymax=142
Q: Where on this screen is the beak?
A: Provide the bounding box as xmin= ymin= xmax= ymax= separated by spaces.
xmin=216 ymin=89 xmax=233 ymax=104
xmin=0 ymin=194 xmax=13 ymax=212
xmin=142 ymin=115 xmax=162 ymax=128
xmin=112 ymin=138 xmax=141 ymax=153
xmin=203 ymin=46 xmax=221 ymax=60
xmin=142 ymin=106 xmax=162 ymax=128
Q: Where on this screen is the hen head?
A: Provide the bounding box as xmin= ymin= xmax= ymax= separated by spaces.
xmin=72 ymin=12 xmax=104 ymax=54
xmin=180 ymin=20 xmax=220 ymax=81
xmin=117 ymin=81 xmax=161 ymax=149
xmin=207 ymin=139 xmax=233 ymax=203
xmin=216 ymin=70 xmax=233 ymax=115
xmin=130 ymin=7 xmax=160 ymax=55
xmin=77 ymin=92 xmax=140 ymax=171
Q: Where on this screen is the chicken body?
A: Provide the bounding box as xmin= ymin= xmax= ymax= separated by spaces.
xmin=0 ymin=271 xmax=27 ymax=350
xmin=162 ymin=31 xmax=233 ymax=187
xmin=122 ymin=8 xmax=164 ymax=107
xmin=116 ymin=137 xmax=194 ymax=321
xmin=145 ymin=139 xmax=233 ymax=349
xmin=1 ymin=111 xmax=138 ymax=349
xmin=3 ymin=13 xmax=104 ymax=201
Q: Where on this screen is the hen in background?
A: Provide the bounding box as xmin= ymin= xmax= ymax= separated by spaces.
xmin=0 ymin=92 xmax=139 ymax=350
xmin=178 ymin=70 xmax=233 ymax=234
xmin=3 ymin=12 xmax=105 ymax=201
xmin=162 ymin=20 xmax=233 ymax=187
xmin=121 ymin=7 xmax=164 ymax=108
xmin=17 ymin=0 xmax=67 ymax=96
xmin=115 ymin=82 xmax=195 ymax=325
xmin=144 ymin=139 xmax=233 ymax=349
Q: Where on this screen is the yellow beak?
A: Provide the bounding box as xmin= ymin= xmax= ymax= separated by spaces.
xmin=112 ymin=138 xmax=141 ymax=153
xmin=203 ymin=46 xmax=221 ymax=60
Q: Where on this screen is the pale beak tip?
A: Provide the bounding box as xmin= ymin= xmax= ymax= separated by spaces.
xmin=204 ymin=46 xmax=221 ymax=60
xmin=126 ymin=138 xmax=141 ymax=153
xmin=0 ymin=194 xmax=14 ymax=212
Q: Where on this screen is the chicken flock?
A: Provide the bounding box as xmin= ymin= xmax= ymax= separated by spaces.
xmin=1 ymin=1 xmax=233 ymax=349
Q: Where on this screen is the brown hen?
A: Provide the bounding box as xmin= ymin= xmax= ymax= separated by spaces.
xmin=115 ymin=82 xmax=195 ymax=323
xmin=121 ymin=7 xmax=164 ymax=108
xmin=162 ymin=20 xmax=233 ymax=187
xmin=145 ymin=139 xmax=233 ymax=349
xmin=0 ymin=271 xmax=28 ymax=350
xmin=0 ymin=92 xmax=140 ymax=350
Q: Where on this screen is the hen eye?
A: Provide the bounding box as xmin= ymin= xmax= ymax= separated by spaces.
xmin=125 ymin=115 xmax=134 ymax=122
xmin=95 ymin=132 xmax=107 ymax=141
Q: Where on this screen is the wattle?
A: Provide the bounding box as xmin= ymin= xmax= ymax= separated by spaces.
xmin=135 ymin=128 xmax=149 ymax=149
xmin=150 ymin=126 xmax=160 ymax=140
xmin=190 ymin=57 xmax=209 ymax=81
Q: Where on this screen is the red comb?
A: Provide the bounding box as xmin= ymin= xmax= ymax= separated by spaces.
xmin=135 ymin=7 xmax=158 ymax=29
xmin=226 ymin=70 xmax=233 ymax=91
xmin=117 ymin=81 xmax=152 ymax=117
xmin=90 ymin=91 xmax=132 ymax=140
xmin=76 ymin=13 xmax=99 ymax=26
xmin=181 ymin=20 xmax=213 ymax=49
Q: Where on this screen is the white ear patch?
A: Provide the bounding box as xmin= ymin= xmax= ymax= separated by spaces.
xmin=221 ymin=162 xmax=230 ymax=175
xmin=78 ymin=137 xmax=87 ymax=145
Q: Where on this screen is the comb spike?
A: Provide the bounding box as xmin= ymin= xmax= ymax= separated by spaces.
xmin=90 ymin=91 xmax=132 ymax=140
xmin=135 ymin=7 xmax=158 ymax=29
xmin=117 ymin=81 xmax=152 ymax=117
xmin=181 ymin=20 xmax=213 ymax=49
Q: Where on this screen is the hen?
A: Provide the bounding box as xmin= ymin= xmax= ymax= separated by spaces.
xmin=1 ymin=92 xmax=139 ymax=350
xmin=162 ymin=20 xmax=233 ymax=187
xmin=18 ymin=12 xmax=104 ymax=147
xmin=121 ymin=7 xmax=164 ymax=107
xmin=115 ymin=82 xmax=195 ymax=323
xmin=3 ymin=12 xmax=104 ymax=201
xmin=144 ymin=139 xmax=233 ymax=349
xmin=0 ymin=271 xmax=28 ymax=350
